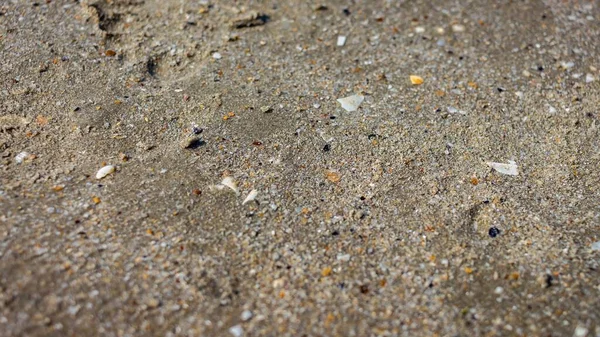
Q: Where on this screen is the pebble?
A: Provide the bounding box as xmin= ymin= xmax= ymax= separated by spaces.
xmin=574 ymin=326 xmax=588 ymax=337
xmin=212 ymin=52 xmax=222 ymax=59
xmin=146 ymin=298 xmax=160 ymax=309
xmin=585 ymin=73 xmax=595 ymax=83
xmin=489 ymin=227 xmax=501 ymax=238
xmin=240 ymin=310 xmax=253 ymax=321
xmin=414 ymin=26 xmax=425 ymax=33
xmin=410 ymin=75 xmax=424 ymax=85
xmin=229 ymin=324 xmax=243 ymax=337
xmin=336 ymin=35 xmax=346 ymax=47
xmin=96 ymin=165 xmax=115 ymax=179
xmin=452 ymin=24 xmax=465 ymax=33
xmin=591 ymin=241 xmax=600 ymax=251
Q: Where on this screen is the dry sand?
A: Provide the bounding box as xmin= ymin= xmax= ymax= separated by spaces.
xmin=1 ymin=0 xmax=600 ymax=336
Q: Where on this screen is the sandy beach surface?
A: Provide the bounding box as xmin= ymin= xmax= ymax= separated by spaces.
xmin=1 ymin=0 xmax=600 ymax=336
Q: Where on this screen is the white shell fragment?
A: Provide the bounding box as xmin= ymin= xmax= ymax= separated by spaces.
xmin=220 ymin=176 xmax=240 ymax=195
xmin=336 ymin=35 xmax=346 ymax=47
xmin=486 ymin=160 xmax=518 ymax=176
xmin=96 ymin=165 xmax=116 ymax=179
xmin=15 ymin=151 xmax=30 ymax=164
xmin=242 ymin=189 xmax=258 ymax=205
xmin=586 ymin=73 xmax=595 ymax=83
xmin=336 ymin=94 xmax=364 ymax=112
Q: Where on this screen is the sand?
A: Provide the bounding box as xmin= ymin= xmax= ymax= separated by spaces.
xmin=1 ymin=0 xmax=599 ymax=336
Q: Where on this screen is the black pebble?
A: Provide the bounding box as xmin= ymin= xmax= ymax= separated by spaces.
xmin=343 ymin=8 xmax=351 ymax=16
xmin=331 ymin=230 xmax=339 ymax=236
xmin=323 ymin=144 xmax=331 ymax=152
xmin=488 ymin=227 xmax=501 ymax=238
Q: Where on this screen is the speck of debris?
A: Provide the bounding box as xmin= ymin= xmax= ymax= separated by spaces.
xmin=323 ymin=144 xmax=331 ymax=152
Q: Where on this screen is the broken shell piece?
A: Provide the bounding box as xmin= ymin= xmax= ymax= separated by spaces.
xmin=486 ymin=161 xmax=518 ymax=176
xmin=410 ymin=75 xmax=424 ymax=85
xmin=96 ymin=165 xmax=116 ymax=179
xmin=15 ymin=151 xmax=31 ymax=164
xmin=336 ymin=94 xmax=364 ymax=112
xmin=221 ymin=176 xmax=240 ymax=195
xmin=242 ymin=189 xmax=258 ymax=205
xmin=336 ymin=35 xmax=346 ymax=47
xmin=585 ymin=73 xmax=595 ymax=83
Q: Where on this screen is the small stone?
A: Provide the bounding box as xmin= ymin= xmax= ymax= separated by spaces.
xmin=585 ymin=73 xmax=595 ymax=83
xmin=410 ymin=75 xmax=424 ymax=85
xmin=337 ymin=35 xmax=347 ymax=47
xmin=212 ymin=52 xmax=222 ymax=59
xmin=229 ymin=325 xmax=243 ymax=337
xmin=96 ymin=165 xmax=115 ymax=179
xmin=574 ymin=326 xmax=588 ymax=337
xmin=452 ymin=24 xmax=465 ymax=33
xmin=522 ymin=70 xmax=531 ymax=77
xmin=146 ymin=298 xmax=160 ymax=309
xmin=414 ymin=26 xmax=425 ymax=33
xmin=260 ymin=106 xmax=273 ymax=113
xmin=240 ymin=310 xmax=253 ymax=321
xmin=494 ymin=286 xmax=503 ymax=294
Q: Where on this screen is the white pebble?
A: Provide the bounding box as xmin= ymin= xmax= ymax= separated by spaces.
xmin=415 ymin=26 xmax=425 ymax=33
xmin=96 ymin=165 xmax=116 ymax=179
xmin=212 ymin=52 xmax=222 ymax=59
xmin=452 ymin=24 xmax=465 ymax=33
xmin=337 ymin=35 xmax=347 ymax=47
xmin=240 ymin=310 xmax=253 ymax=321
xmin=574 ymin=326 xmax=588 ymax=337
xmin=229 ymin=325 xmax=243 ymax=337
xmin=591 ymin=241 xmax=600 ymax=251
xmin=585 ymin=73 xmax=595 ymax=83
xmin=494 ymin=286 xmax=504 ymax=294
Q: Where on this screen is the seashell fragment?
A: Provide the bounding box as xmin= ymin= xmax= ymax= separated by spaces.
xmin=96 ymin=165 xmax=115 ymax=179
